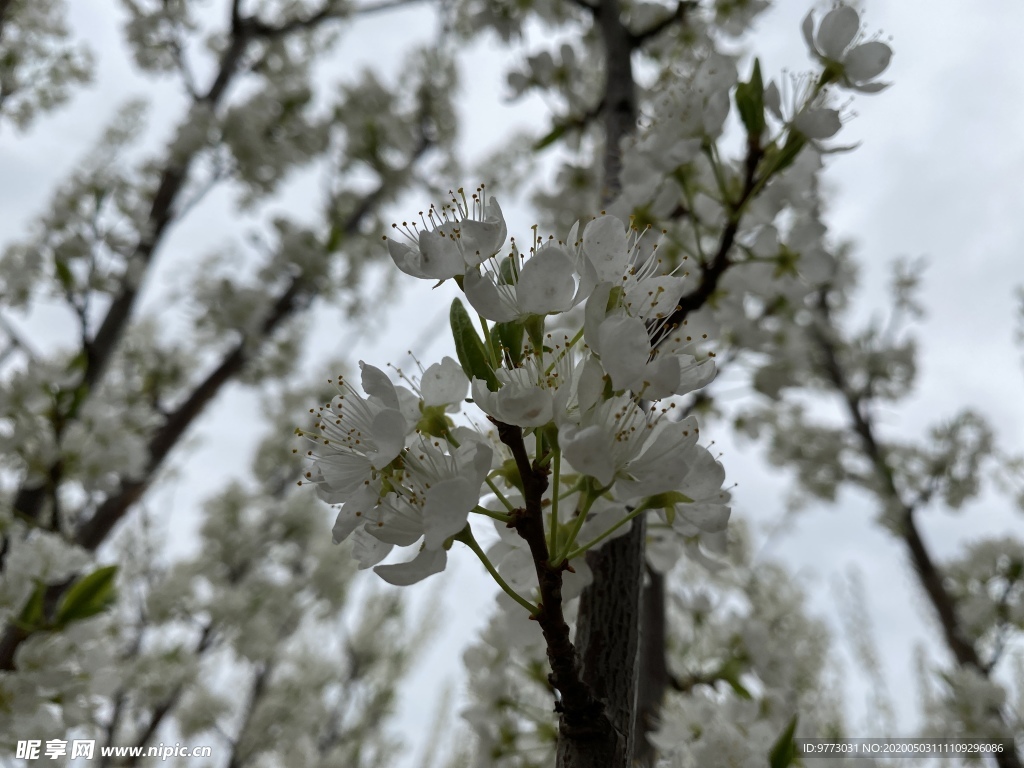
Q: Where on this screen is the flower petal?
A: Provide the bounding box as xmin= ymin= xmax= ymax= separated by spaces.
xmin=623 ymin=275 xmax=686 ymax=322
xmin=386 ymin=239 xmax=428 ymax=279
xmin=368 ymin=409 xmax=408 ymax=467
xmin=360 ymin=362 xmax=400 ymax=411
xmin=676 ymin=502 xmax=731 ymax=533
xmin=582 ymin=215 xmax=630 ymax=281
xmin=681 ymin=445 xmax=728 ymax=499
xmin=331 ymin=484 xmax=382 ymax=544
xmin=457 ymin=197 xmax=507 ymax=266
xmin=817 ymin=6 xmax=859 ymax=60
xmin=562 ymin=424 xmax=616 ymax=487
xmin=497 ymin=384 xmax=553 ymax=428
xmin=843 ymin=41 xmax=892 ymax=83
xmin=464 ymin=268 xmax=517 ymax=322
xmin=317 ymin=453 xmax=374 ymax=501
xmin=794 ymin=108 xmax=842 ymax=140
xmin=423 ymin=477 xmax=476 ymax=549
xmin=583 ymin=282 xmax=614 ymax=355
xmin=801 ymin=10 xmax=818 ymax=56
xmin=597 ymin=315 xmax=650 ymax=391
xmin=422 ymin=356 xmax=469 ymax=407
xmin=419 ymin=228 xmax=468 ymax=279
xmin=350 ymin=527 xmax=394 ymax=568
xmin=374 ymin=546 xmax=447 ymax=585
xmin=517 ymin=244 xmax=577 ymax=316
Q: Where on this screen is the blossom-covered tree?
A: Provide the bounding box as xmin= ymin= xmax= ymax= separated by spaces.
xmin=1 ymin=0 xmax=455 ymax=760
xmin=2 ymin=0 xmax=1021 ymax=768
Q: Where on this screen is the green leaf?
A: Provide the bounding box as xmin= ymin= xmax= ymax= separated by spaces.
xmin=54 ymin=259 xmax=75 ymax=292
xmin=533 ymin=122 xmax=567 ymax=151
xmin=769 ymin=714 xmax=800 ymax=768
xmin=450 ymin=299 xmax=499 ymax=391
xmin=735 ymin=58 xmax=766 ymax=141
xmin=326 ymin=223 xmax=343 ymax=252
xmin=15 ymin=581 xmax=47 ymax=631
xmin=54 ymin=565 xmax=118 ymax=627
xmin=717 ymin=656 xmax=753 ymax=699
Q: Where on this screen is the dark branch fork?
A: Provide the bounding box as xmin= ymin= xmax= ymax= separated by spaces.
xmin=0 ymin=0 xmax=433 ymax=671
xmin=811 ymin=292 xmax=1022 ymax=768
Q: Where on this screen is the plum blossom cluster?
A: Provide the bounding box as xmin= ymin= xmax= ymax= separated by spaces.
xmin=298 ymin=188 xmax=729 ymax=598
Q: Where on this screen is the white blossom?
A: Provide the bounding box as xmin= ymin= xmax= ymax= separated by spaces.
xmin=464 ymin=239 xmax=582 ymax=322
xmin=802 ymin=5 xmax=892 ymax=92
xmin=300 ymin=362 xmax=410 ymax=505
xmin=387 ymin=191 xmax=507 ymax=280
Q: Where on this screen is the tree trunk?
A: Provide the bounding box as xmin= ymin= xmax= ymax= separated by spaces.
xmin=556 ymin=518 xmax=646 ymax=767
xmin=636 ymin=567 xmax=668 ymax=766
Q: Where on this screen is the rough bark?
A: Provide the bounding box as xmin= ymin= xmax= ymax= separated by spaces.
xmin=635 ymin=567 xmax=668 ymax=766
xmin=553 ymin=1 xmax=642 ymax=765
xmin=556 ymin=518 xmax=646 ymax=767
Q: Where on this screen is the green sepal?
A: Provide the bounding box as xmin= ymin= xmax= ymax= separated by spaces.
xmin=450 ymin=299 xmax=499 ymax=391
xmin=769 ymin=714 xmax=800 ymax=768
xmin=642 ymin=491 xmax=695 ymax=525
xmin=498 ymin=255 xmax=518 ymax=285
xmin=495 ymin=321 xmax=525 ymax=367
xmin=54 ymin=565 xmax=118 ymax=628
xmin=644 ymin=491 xmax=695 ymax=508
xmin=766 ymin=132 xmax=806 ymax=178
xmin=773 ymin=245 xmax=801 ymax=279
xmin=524 ymin=315 xmax=545 ymax=354
xmin=540 ymin=423 xmax=560 ymax=452
xmin=606 ymin=285 xmax=625 ymax=312
xmin=495 ymin=458 xmax=525 ymax=496
xmin=417 ymin=404 xmax=452 ymax=439
xmin=735 ymin=58 xmax=766 ymax=141
xmin=602 ymin=374 xmax=616 ymax=401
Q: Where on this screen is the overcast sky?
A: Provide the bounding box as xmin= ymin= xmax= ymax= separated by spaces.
xmin=2 ymin=0 xmax=1024 ymax=764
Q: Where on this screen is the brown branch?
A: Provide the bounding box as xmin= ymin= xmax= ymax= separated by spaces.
xmin=493 ymin=420 xmax=611 ymax=747
xmin=8 ymin=11 xmax=256 ymax=532
xmin=562 ymin=518 xmax=645 ymax=767
xmin=628 ymin=1 xmax=694 ymax=47
xmin=810 ymin=291 xmax=1023 ymax=768
xmin=106 ymin=624 xmax=216 ymax=768
xmin=654 ymin=139 xmax=763 ymax=348
xmin=0 ymin=139 xmax=425 ymax=668
xmin=9 ymin=0 xmax=371 ymax=531
xmin=87 ymin=20 xmax=254 ymax=396
xmin=810 ymin=295 xmax=979 ymax=670
xmin=226 ymin=658 xmax=276 ymax=768
xmin=74 ymin=279 xmax=302 ymax=550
